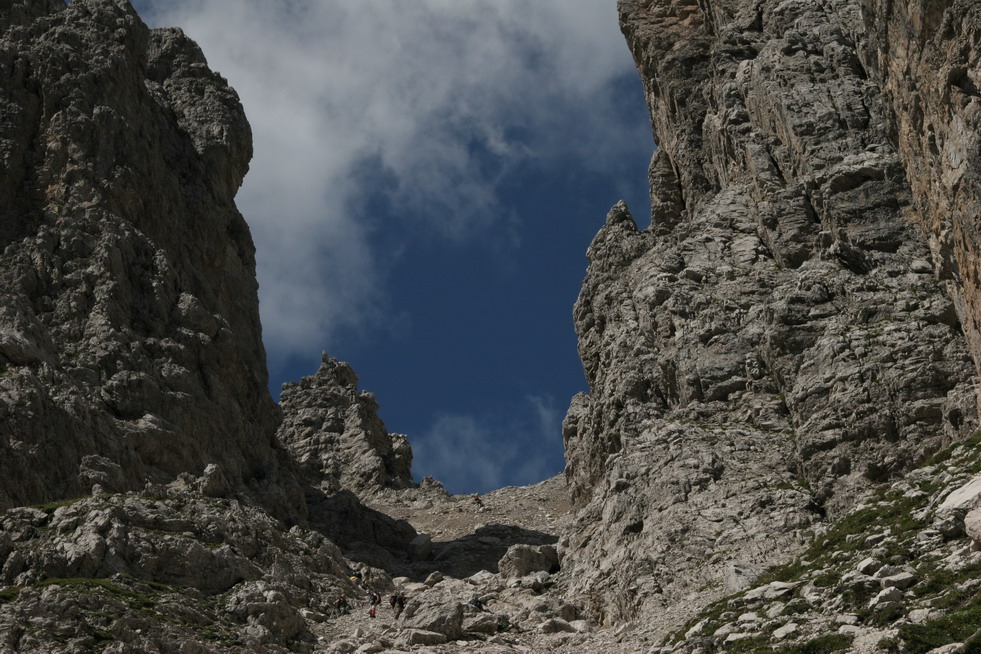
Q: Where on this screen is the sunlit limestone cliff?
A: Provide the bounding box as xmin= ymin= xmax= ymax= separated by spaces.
xmin=561 ymin=0 xmax=981 ymax=647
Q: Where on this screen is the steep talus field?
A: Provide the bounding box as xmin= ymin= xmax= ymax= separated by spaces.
xmin=2 ymin=0 xmax=981 ymax=653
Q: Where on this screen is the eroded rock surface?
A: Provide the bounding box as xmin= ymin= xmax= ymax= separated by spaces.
xmin=561 ymin=0 xmax=981 ymax=634
xmin=0 ymin=0 xmax=302 ymax=516
xmin=0 ymin=484 xmax=355 ymax=653
xmin=278 ymin=355 xmax=414 ymax=497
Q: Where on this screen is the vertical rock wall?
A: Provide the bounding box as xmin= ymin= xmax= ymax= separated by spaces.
xmin=0 ymin=0 xmax=302 ymax=516
xmin=850 ymin=0 xmax=981 ymax=373
xmin=562 ymin=0 xmax=980 ymax=632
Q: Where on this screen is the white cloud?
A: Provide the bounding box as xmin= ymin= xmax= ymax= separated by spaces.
xmin=134 ymin=0 xmax=645 ymax=368
xmin=410 ymin=395 xmax=564 ymax=493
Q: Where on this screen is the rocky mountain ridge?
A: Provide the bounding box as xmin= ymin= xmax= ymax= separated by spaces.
xmin=1 ymin=0 xmax=981 ymax=653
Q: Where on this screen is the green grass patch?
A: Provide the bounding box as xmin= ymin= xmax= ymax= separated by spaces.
xmin=923 ymin=430 xmax=981 ymax=468
xmin=866 ymin=603 xmax=905 ymax=627
xmin=812 ymin=571 xmax=839 ymax=588
xmin=36 ymin=578 xmax=157 ymax=610
xmin=898 ymin=593 xmax=981 ymax=653
xmin=0 ymin=586 xmax=21 ymax=604
xmin=32 ymin=496 xmax=90 ymax=516
xmin=672 ymin=593 xmax=741 ymax=644
xmin=914 ymin=560 xmax=981 ymax=598
xmin=668 ymin=428 xmax=981 ymax=651
xmin=724 ymin=635 xmax=770 ymax=652
xmin=756 ymin=558 xmax=809 ymax=585
xmin=777 ymin=634 xmax=853 ymax=654
xmin=782 ymin=599 xmax=811 ymax=616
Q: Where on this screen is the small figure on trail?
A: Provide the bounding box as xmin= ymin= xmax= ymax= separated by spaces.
xmin=394 ymin=593 xmax=407 ymax=618
xmin=389 ymin=594 xmax=398 ymax=610
xmin=368 ymin=607 xmax=377 ymax=619
xmin=472 ymin=493 xmax=483 ymax=508
xmin=335 ymin=595 xmax=349 ymax=615
xmin=368 ymin=590 xmax=381 ymax=606
xmin=469 ymin=596 xmax=485 ymax=612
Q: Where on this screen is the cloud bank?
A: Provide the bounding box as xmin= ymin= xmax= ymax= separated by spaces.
xmin=133 ymin=0 xmax=646 ymax=367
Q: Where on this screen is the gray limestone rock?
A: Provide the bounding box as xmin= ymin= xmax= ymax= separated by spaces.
xmin=0 ymin=489 xmax=358 ymax=652
xmin=498 ymin=544 xmax=559 ymax=578
xmin=0 ymin=0 xmax=304 ymax=518
xmin=277 ymin=354 xmax=415 ymax=497
xmin=964 ymin=507 xmax=981 ymax=546
xmin=560 ymin=0 xmax=981 ymax=635
xmin=463 ymin=613 xmax=501 ymax=635
xmin=399 ymin=597 xmax=464 ymax=640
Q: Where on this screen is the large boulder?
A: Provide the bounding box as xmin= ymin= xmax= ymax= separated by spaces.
xmin=964 ymin=507 xmax=981 ymax=547
xmin=399 ymin=598 xmax=464 ymax=640
xmin=498 ymin=544 xmax=559 ymax=578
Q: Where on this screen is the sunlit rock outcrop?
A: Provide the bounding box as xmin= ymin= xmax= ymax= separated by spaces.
xmin=562 ymin=0 xmax=981 ymax=634
xmin=278 ymin=354 xmax=414 ymax=497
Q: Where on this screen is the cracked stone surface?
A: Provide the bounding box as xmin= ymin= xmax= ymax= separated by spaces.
xmin=560 ymin=0 xmax=981 ymax=634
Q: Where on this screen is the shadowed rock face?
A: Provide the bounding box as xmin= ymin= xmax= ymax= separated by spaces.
xmin=562 ymin=0 xmax=981 ymax=631
xmin=0 ymin=0 xmax=302 ymax=516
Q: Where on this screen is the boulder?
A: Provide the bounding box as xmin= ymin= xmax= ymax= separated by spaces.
xmin=498 ymin=544 xmax=559 ymax=578
xmin=868 ymin=587 xmax=903 ymax=609
xmin=744 ymin=581 xmax=800 ymax=600
xmin=400 ymin=630 xmax=447 ymax=646
xmin=774 ymin=623 xmax=798 ymax=639
xmin=198 ymin=463 xmax=231 ymax=498
xmin=400 ymin=598 xmax=463 ymax=639
xmin=880 ymin=572 xmax=916 ymax=590
xmin=539 ymin=618 xmax=577 ymax=634
xmin=965 ymin=507 xmax=981 ymax=546
xmin=464 ymin=613 xmax=501 ymax=635
xmin=940 ymin=474 xmax=981 ymax=514
xmin=855 ymin=558 xmax=882 ymax=576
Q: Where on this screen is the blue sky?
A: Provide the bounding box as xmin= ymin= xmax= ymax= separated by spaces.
xmin=130 ymin=0 xmax=653 ymax=493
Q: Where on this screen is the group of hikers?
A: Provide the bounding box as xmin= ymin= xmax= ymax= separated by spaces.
xmin=334 ymin=590 xmax=407 ymax=619
xmin=334 ymin=558 xmax=489 ymax=623
xmin=333 ymin=588 xmax=488 ymax=621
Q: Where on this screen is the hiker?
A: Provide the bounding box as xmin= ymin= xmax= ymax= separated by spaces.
xmin=389 ymin=594 xmax=398 ymax=610
xmin=368 ymin=607 xmax=377 ymax=619
xmin=472 ymin=493 xmax=483 ymax=508
xmin=335 ymin=595 xmax=349 ymax=615
xmin=394 ymin=593 xmax=407 ymax=618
